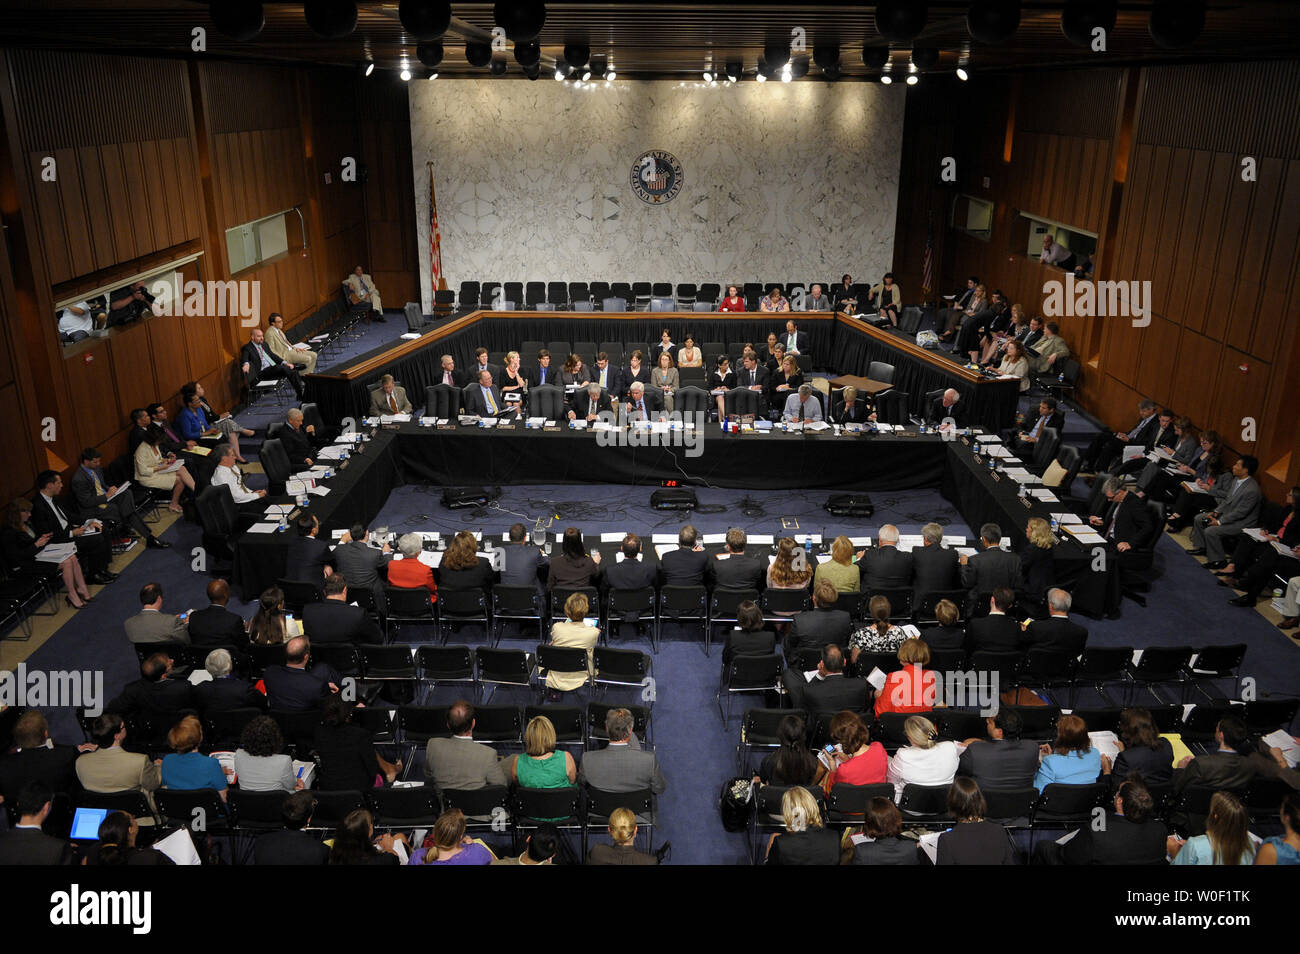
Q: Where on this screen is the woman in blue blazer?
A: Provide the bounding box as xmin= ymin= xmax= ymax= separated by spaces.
xmin=1034 ymin=714 xmax=1102 ymax=791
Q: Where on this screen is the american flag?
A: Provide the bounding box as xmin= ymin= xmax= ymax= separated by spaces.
xmin=429 ymin=165 xmax=444 ymax=290
xmin=921 ymin=212 xmax=934 ymax=299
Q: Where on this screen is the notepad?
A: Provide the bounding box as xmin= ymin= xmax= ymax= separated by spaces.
xmin=247 ymin=523 xmax=281 ymax=533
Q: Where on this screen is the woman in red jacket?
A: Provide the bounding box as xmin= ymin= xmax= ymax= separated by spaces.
xmin=719 ymin=284 xmax=745 ymax=312
xmin=874 ymin=637 xmax=937 ymax=718
xmin=387 ymin=532 xmax=437 ymax=602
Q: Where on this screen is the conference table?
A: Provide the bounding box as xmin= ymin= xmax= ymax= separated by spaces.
xmin=306 ymin=310 xmax=1020 ymax=429
xmin=231 ymin=422 xmax=1121 ymax=619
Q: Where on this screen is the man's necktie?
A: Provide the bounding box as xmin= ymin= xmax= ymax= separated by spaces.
xmin=256 ymin=344 xmax=272 ymax=370
xmin=485 ymin=389 xmax=497 ymax=415
xmin=637 ymin=400 xmax=645 ymax=417
xmin=443 ymin=371 xmax=452 ymax=385
xmin=89 ymin=469 xmax=104 ymax=496
xmin=1106 ymin=503 xmax=1119 ymax=540
xmin=388 ymin=393 xmax=397 ymax=413
xmin=540 ymin=367 xmax=547 ymax=385
xmin=1030 ymin=416 xmax=1046 ymax=439
xmin=600 ymin=369 xmax=607 ymax=387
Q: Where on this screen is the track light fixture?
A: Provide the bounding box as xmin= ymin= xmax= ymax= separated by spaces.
xmin=210 ymin=0 xmax=264 ymax=41
xmin=305 ymin=0 xmax=357 ymax=39
xmin=399 ymin=0 xmax=452 ymax=40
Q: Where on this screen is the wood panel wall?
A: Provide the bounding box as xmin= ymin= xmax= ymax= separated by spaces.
xmin=894 ymin=61 xmax=1300 ymax=497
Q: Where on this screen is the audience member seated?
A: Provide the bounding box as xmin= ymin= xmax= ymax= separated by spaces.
xmin=181 ymin=381 xmax=254 ymax=460
xmin=410 ymin=809 xmax=495 ymax=866
xmin=492 ymin=826 xmax=560 ymax=865
xmin=314 ymin=696 xmax=401 ymax=790
xmin=424 ymin=700 xmax=507 ymax=791
xmin=280 ymin=407 xmax=323 ymax=470
xmin=1034 ymin=714 xmax=1102 ymax=791
xmin=860 ymin=524 xmax=913 ymax=591
xmin=545 ymin=592 xmax=599 ymax=699
xmin=333 ymin=523 xmax=393 ymax=605
xmin=1026 ymin=320 xmax=1069 ymax=375
xmin=871 ymin=273 xmax=902 ymax=327
xmin=960 ymin=523 xmax=1021 ymax=596
xmin=922 ymin=599 xmax=966 ymax=651
xmin=1021 ymin=588 xmax=1087 ymax=655
xmin=588 ymin=807 xmax=660 ymax=865
xmin=507 ymin=715 xmax=578 ymax=788
xmin=958 ymin=709 xmax=1040 ymax=791
xmin=1169 ymin=791 xmax=1254 ymax=866
xmin=187 ymin=580 xmax=247 ymax=649
xmin=524 ymin=349 xmax=552 ymax=390
xmin=329 ymin=809 xmax=404 ymax=865
xmin=781 ymin=384 xmax=822 ymax=423
xmin=260 ymin=637 xmax=341 ymax=712
xmin=1012 ymin=397 xmax=1065 ymax=459
xmin=343 ymin=265 xmax=384 ymax=320
xmin=1034 ymin=777 xmax=1166 ymax=865
xmin=848 ymin=595 xmax=907 ymax=661
xmin=1173 ymin=715 xmax=1257 ymax=797
xmin=1255 ymin=792 xmax=1300 ymax=866
xmin=721 ymin=600 xmax=776 ymax=666
xmin=911 ymin=522 xmax=959 ymax=600
xmin=210 ymin=443 xmax=267 ymax=521
xmin=71 ymin=446 xmax=167 ymax=551
xmin=783 ymin=644 xmax=869 ymax=714
xmin=0 ymin=782 xmax=73 ymax=865
xmin=265 ymin=312 xmax=317 ymax=373
xmin=782 ymin=581 xmax=851 ymax=660
xmin=1219 ymin=485 xmax=1300 ymax=607
xmin=995 ymin=340 xmax=1031 ymax=392
xmin=813 ymin=535 xmax=861 ymax=594
xmin=75 ymin=713 xmax=161 ymax=801
xmin=937 ymin=778 xmax=1016 ymax=865
xmin=248 ymin=586 xmax=292 ymax=646
xmin=0 ymin=710 xmax=85 ymax=805
xmin=1100 ymin=708 xmax=1174 ymax=784
xmin=766 ymin=536 xmax=813 ymax=603
xmin=234 ymin=716 xmax=300 ymax=793
xmin=561 ymin=353 xmax=592 ymax=388
xmin=547 ymin=526 xmax=601 ymax=589
xmin=765 ymin=786 xmax=841 ymax=865
xmin=57 ymin=300 xmax=102 ymax=342
xmin=1040 ymin=235 xmax=1076 ymax=270
xmin=759 ymin=285 xmax=791 ymax=313
xmin=195 ymin=649 xmax=265 ymax=714
xmin=369 ymin=373 xmax=411 ymax=416
xmin=1188 ymin=455 xmax=1262 ymax=569
xmin=708 ymin=355 xmax=737 ymax=420
xmin=887 ymin=715 xmax=959 ymax=800
xmin=106 ymin=652 xmax=196 ymax=719
xmin=83 ymin=811 xmax=173 ymax=866
xmin=1081 ymin=399 xmax=1160 ymax=475
xmin=579 ymin=708 xmax=667 ymax=795
xmin=285 ymin=514 xmax=333 ymax=589
xmin=470 ymin=347 xmax=500 ymax=382
xmin=718 ymin=286 xmax=744 ymax=312
xmin=851 ymin=797 xmax=927 ymax=866
xmin=806 ymin=283 xmax=831 ymax=311
xmin=710 ymin=527 xmax=765 ymax=591
xmin=604 ymin=533 xmax=657 ymax=596
xmin=1017 ymin=518 xmax=1057 ymax=602
xmin=2 ymin=497 xmax=93 ymax=609
xmin=874 ymin=637 xmax=937 ymax=718
xmin=125 ymin=582 xmax=190 ymax=645
xmin=499 ymin=521 xmax=548 ymax=592
xmin=388 ymin=532 xmax=437 ymax=600
xmin=659 ymin=523 xmax=707 ymax=586
xmin=814 ymin=710 xmax=888 ymax=789
xmin=134 ymin=424 xmax=195 ymax=514
xmin=160 ymin=715 xmax=228 ymax=801
xmin=253 ymin=791 xmax=329 ymax=865
xmin=241 ymin=327 xmax=305 ymax=401
xmin=756 ymin=714 xmax=818 ymax=787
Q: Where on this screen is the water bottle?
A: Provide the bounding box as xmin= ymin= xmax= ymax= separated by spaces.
xmin=1050 ymin=515 xmax=1060 ymax=534
xmin=1058 ymin=372 xmax=1065 ymax=383
xmin=804 ymin=536 xmax=813 ymax=560
xmin=277 ymin=511 xmax=287 ymax=532
xmin=1019 ymin=482 xmax=1027 ymax=499
xmin=297 ymin=490 xmax=308 ymax=508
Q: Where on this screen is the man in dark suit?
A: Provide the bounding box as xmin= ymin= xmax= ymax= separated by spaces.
xmin=721 ymin=600 xmax=777 ymax=665
xmin=0 ymin=711 xmax=87 ymax=805
xmin=147 ymin=401 xmax=191 ymax=455
xmin=1173 ymin=716 xmax=1257 ymax=795
xmin=187 ymin=579 xmax=247 ymax=649
xmin=568 ymin=382 xmax=613 ymax=422
xmin=332 ymin=523 xmax=392 ymax=608
xmin=783 ymin=644 xmax=870 ymax=713
xmin=106 ymin=653 xmax=197 ymax=719
xmin=579 ymin=708 xmax=667 ymax=795
xmin=660 ymin=524 xmax=708 ymax=586
xmin=1082 ymin=399 xmax=1159 ymax=474
xmin=261 ymin=637 xmax=342 ymax=712
xmin=464 ymin=369 xmax=506 ymax=417
xmin=911 ymin=522 xmax=960 ymax=599
xmin=736 ymin=352 xmax=770 ymax=406
xmin=470 ymin=347 xmax=501 ymax=385
xmin=500 ymin=522 xmax=548 ymax=591
xmin=126 ymin=407 xmax=152 ymax=458
xmin=70 ymin=446 xmax=167 ymax=549
xmin=253 ymin=791 xmax=329 ymax=865
xmin=280 ymin=408 xmax=324 ymax=470
xmin=1090 ymin=477 xmax=1157 ymax=582
xmin=782 ymin=581 xmax=852 ymax=660
xmin=301 ymin=574 xmax=382 ymax=644
xmin=859 ymin=524 xmax=913 ymax=591
xmin=1011 ymin=397 xmax=1066 ymax=459
xmin=965 ymin=588 xmax=1023 ymax=653
xmin=591 ymin=352 xmax=626 ymax=399
xmin=956 ymin=710 xmax=1040 ymax=791
xmin=31 ymin=470 xmax=115 ymax=583
xmin=781 ymin=318 xmax=810 ymax=356
xmin=527 ymin=349 xmax=556 ymax=389
xmin=240 ymin=327 xmax=304 ymax=400
xmin=0 ymin=783 xmax=74 ymax=865
xmin=435 ymin=354 xmax=468 ymax=390
xmin=960 ymin=523 xmax=1022 ymax=597
xmin=1022 ymin=588 xmax=1089 ymax=656
xmin=193 ymin=648 xmax=266 ymax=714
xmin=285 ymin=515 xmax=334 ymax=589
xmin=709 ymin=528 xmax=765 ymax=591
xmin=1034 ymin=778 xmax=1167 ymax=865
xmin=603 ymin=533 xmax=657 ymax=592
xmin=619 ymin=382 xmax=664 ymax=423
xmin=927 ymin=388 xmax=967 ymax=430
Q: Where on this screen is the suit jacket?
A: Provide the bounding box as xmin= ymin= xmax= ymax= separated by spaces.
xmin=927 ymin=396 xmax=967 ymax=427
xmin=241 ymin=341 xmax=287 ymax=382
xmin=803 ymin=673 xmax=871 ymax=715
xmin=783 ymin=607 xmax=853 ymax=659
xmin=921 ymin=624 xmax=966 ymax=652
xmin=527 ymin=364 xmax=558 ymax=389
xmin=721 ymin=628 xmax=777 ymax=665
xmin=1101 ymin=494 xmax=1155 ymax=548
xmin=861 ymin=546 xmax=913 ymax=591
xmin=301 ymin=599 xmax=382 ymax=644
xmin=957 ymin=739 xmax=1041 ymax=790
xmin=579 ymin=744 xmax=666 ymax=795
xmin=1022 ymin=616 xmax=1088 ymax=656
xmin=960 ymin=547 xmax=1022 ymax=595
xmin=69 ymin=466 xmax=115 ymax=522
xmin=29 ymin=493 xmax=80 ymax=544
xmin=660 ymin=547 xmax=708 ymax=586
xmin=781 ymin=330 xmax=811 ymax=354
xmin=736 ymin=364 xmax=770 ymax=392
xmin=570 ymin=390 xmax=613 ymax=420
xmin=194 ymin=676 xmax=266 ymax=714
xmin=332 ymin=540 xmax=390 ymax=591
xmin=260 ymin=663 xmax=341 ymax=712
xmin=911 ymin=544 xmax=959 ymax=596
xmin=0 ymin=746 xmax=81 ymax=802
xmin=1061 ymin=814 xmax=1168 ymax=865
xmin=1022 ymin=411 xmax=1066 ymax=443
xmin=768 ymin=828 xmax=842 ymax=865
xmin=369 ymin=386 xmax=412 ymax=416
xmin=433 ymin=367 xmax=468 ymax=390
xmin=591 ymin=365 xmax=626 ymax=398
xmin=602 ymin=557 xmax=655 ymax=595
xmin=1028 ymin=334 xmax=1069 ymax=373
xmin=1211 ymin=476 xmax=1262 ymax=531
xmin=0 ymin=828 xmax=74 ymax=865
xmin=588 ymin=843 xmax=658 ymax=865
xmin=125 ymin=609 xmax=190 ymax=645
xmin=187 ymin=604 xmax=247 ymax=649
xmin=936 ymin=820 xmax=1016 ymax=865
xmin=424 ymin=735 xmax=508 ymax=790
xmin=710 ymin=551 xmax=765 ymax=590
xmin=1019 ymin=543 xmax=1056 ymax=596
xmin=1173 ymin=751 xmax=1256 ymax=795
xmin=254 ymin=829 xmax=330 ymax=865
xmin=76 ymin=745 xmax=162 ymax=796
xmin=500 ymin=544 xmax=548 ymax=589
xmin=966 ymin=613 xmax=1023 ymax=654
xmin=106 ymin=676 xmax=197 ymax=718
xmin=279 ymin=424 xmax=317 ymax=470
xmin=285 ymin=534 xmax=333 ymax=589
xmin=464 ymin=384 xmax=506 ymax=417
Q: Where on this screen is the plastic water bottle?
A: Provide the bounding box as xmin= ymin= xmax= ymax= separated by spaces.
xmin=1058 ymin=372 xmax=1065 ymax=383
xmin=1050 ymin=515 xmax=1060 ymax=534
xmin=804 ymin=536 xmax=813 ymax=560
xmin=1019 ymin=482 xmax=1027 ymax=499
xmin=297 ymin=491 xmax=308 ymax=508
xmin=277 ymin=511 xmax=287 ymax=532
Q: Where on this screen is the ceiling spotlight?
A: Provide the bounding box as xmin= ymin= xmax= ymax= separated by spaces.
xmin=210 ymin=0 xmax=264 ymax=42
xmin=554 ymin=68 xmax=565 ymax=80
xmin=703 ymin=70 xmax=713 ymax=83
xmin=967 ymin=0 xmax=1021 ymax=44
xmin=428 ymin=70 xmax=438 ymax=80
xmin=304 ymin=0 xmax=357 ymax=39
xmin=911 ymin=47 xmax=940 ymax=71
xmin=488 ymin=57 xmax=508 ymax=76
xmin=465 ymin=41 xmax=493 ymax=68
xmin=875 ymin=0 xmax=928 ymax=43
xmin=494 ymin=0 xmax=547 ymax=43
xmin=514 ymin=41 xmax=541 ymax=67
xmin=417 ymin=40 xmax=444 ymax=68
xmin=400 ymin=67 xmax=412 ymax=81
xmin=906 ymin=74 xmax=919 ymax=85
xmin=607 ymin=69 xmax=616 ymax=80
xmin=1061 ymin=0 xmax=1117 ymax=48
xmin=862 ymin=46 xmax=890 ymax=70
xmin=756 ymin=72 xmax=767 ymax=83
xmin=780 ymin=63 xmax=793 ymax=83
xmin=582 ymin=69 xmax=592 ymax=81
xmin=563 ymin=42 xmax=590 ymax=69
xmin=880 ymin=74 xmax=893 ymax=85
xmin=399 ymin=0 xmax=452 ymax=40
xmin=813 ymin=45 xmax=840 ymax=71
xmin=764 ymin=42 xmax=791 ymax=70
xmin=725 ymin=59 xmax=742 ymax=82
xmin=956 ymin=66 xmax=969 ymax=81
xmin=823 ymin=64 xmax=842 ymax=81
xmin=363 ymin=61 xmax=376 ymax=77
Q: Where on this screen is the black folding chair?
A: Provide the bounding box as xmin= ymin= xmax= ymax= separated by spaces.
xmin=657 ymin=585 xmax=707 ymax=652
xmin=716 ymin=653 xmax=784 ymax=728
xmin=382 ymin=585 xmax=437 ymax=643
xmin=415 ymin=645 xmax=477 ymax=701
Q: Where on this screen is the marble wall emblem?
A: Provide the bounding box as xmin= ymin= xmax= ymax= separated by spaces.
xmin=630 ymin=150 xmax=684 ymax=205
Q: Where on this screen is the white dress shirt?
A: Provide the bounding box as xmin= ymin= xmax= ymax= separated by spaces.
xmin=213 ymin=464 xmax=260 ymax=504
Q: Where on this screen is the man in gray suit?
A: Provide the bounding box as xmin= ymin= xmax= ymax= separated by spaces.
xmin=424 ymin=700 xmax=507 ymax=791
xmin=124 ymin=582 xmax=190 ymax=644
xmin=1191 ymin=455 xmax=1262 ymax=567
xmin=959 ymin=523 xmax=1022 ymax=597
xmin=579 ymin=708 xmax=666 ymax=795
xmin=499 ymin=522 xmax=548 ymax=591
xmin=956 ymin=709 xmax=1040 ymax=790
xmin=333 ymin=523 xmax=393 ymax=608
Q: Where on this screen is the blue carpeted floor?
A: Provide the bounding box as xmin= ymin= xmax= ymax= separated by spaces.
xmin=13 ymin=315 xmax=1298 ymax=865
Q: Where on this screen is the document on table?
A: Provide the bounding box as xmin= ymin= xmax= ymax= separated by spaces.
xmin=941 ymin=535 xmax=967 ymax=546
xmin=702 ymin=534 xmax=726 ymax=545
xmin=1029 ymin=488 xmax=1059 ymax=502
xmin=849 ymin=536 xmax=871 ymax=547
xmin=307 ymin=486 xmax=330 ymax=496
xmin=897 ymin=535 xmax=923 ymax=552
xmin=1050 ymin=512 xmax=1083 ymax=525
xmin=247 ymin=523 xmax=281 ymax=534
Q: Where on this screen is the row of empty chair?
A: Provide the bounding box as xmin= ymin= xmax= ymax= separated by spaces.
xmin=445 ymin=281 xmax=853 ymax=312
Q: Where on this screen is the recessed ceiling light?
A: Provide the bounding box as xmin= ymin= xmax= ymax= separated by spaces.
xmin=607 ymin=69 xmax=616 ymax=80
xmin=400 ymin=68 xmax=412 ymax=81
xmin=756 ymin=72 xmax=767 ymax=83
xmin=880 ymin=74 xmax=893 ymax=84
xmin=906 ymin=74 xmax=919 ymax=85
xmin=956 ymin=67 xmax=969 ymax=81
xmin=364 ymin=62 xmax=375 ymax=77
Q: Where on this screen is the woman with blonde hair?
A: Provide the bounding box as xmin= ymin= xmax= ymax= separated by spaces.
xmin=544 ymin=591 xmax=599 ymax=697
xmin=651 ymin=349 xmax=679 ymax=412
xmin=874 ymin=637 xmax=938 ymax=718
xmin=764 ymin=786 xmax=842 ymax=865
xmin=1170 ymin=791 xmax=1255 ymax=865
xmin=813 ymin=535 xmax=861 ymax=594
xmin=509 ymin=715 xmax=577 ymax=787
xmin=588 ymin=807 xmax=659 ymax=864
xmin=410 ymin=808 xmax=495 ymax=865
xmin=767 ymin=536 xmax=813 ymax=595
xmin=1020 ymin=516 xmax=1057 ymax=598
xmin=887 ymin=715 xmax=959 ymax=800
xmin=500 ymin=350 xmax=527 ymax=399
xmin=848 ymin=595 xmax=906 ymax=661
